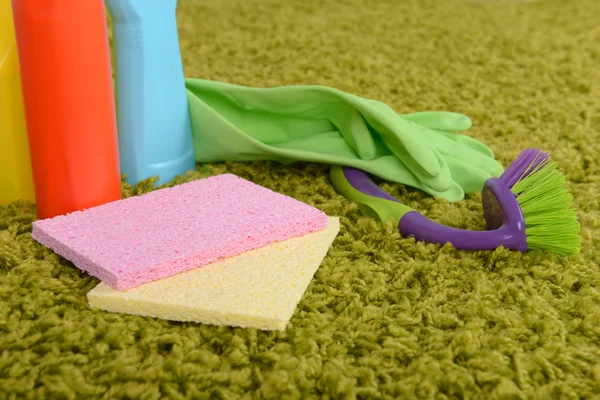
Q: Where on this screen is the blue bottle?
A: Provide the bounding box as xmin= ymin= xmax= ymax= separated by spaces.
xmin=106 ymin=0 xmax=196 ymax=186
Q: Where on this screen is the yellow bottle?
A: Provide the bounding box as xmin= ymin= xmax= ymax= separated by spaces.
xmin=0 ymin=1 xmax=35 ymax=205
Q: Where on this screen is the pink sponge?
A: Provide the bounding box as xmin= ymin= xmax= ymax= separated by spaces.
xmin=31 ymin=174 xmax=327 ymax=290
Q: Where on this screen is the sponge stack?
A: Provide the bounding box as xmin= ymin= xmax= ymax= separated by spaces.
xmin=31 ymin=173 xmax=339 ymax=330
xmin=87 ymin=217 xmax=339 ymax=331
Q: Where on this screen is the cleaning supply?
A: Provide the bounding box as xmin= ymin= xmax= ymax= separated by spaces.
xmin=184 ymin=78 xmax=504 ymax=202
xmin=106 ymin=0 xmax=196 ymax=186
xmin=0 ymin=1 xmax=35 ymax=205
xmin=88 ymin=216 xmax=340 ymax=331
xmin=330 ymin=149 xmax=581 ymax=255
xmin=11 ymin=0 xmax=122 ymax=220
xmin=31 ymin=174 xmax=328 ymax=291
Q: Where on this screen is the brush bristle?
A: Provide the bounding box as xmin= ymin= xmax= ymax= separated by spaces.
xmin=510 ymin=157 xmax=581 ymax=255
xmin=501 ymin=148 xmax=550 ymax=188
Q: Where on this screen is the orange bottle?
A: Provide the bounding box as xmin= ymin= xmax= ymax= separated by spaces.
xmin=11 ymin=0 xmax=122 ymax=219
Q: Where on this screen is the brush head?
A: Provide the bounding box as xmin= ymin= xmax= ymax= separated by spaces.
xmin=508 ymin=150 xmax=581 ymax=255
xmin=482 ymin=148 xmax=581 ymax=255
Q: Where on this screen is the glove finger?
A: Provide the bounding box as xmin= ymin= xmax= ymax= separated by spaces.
xmin=363 ymin=102 xmax=449 ymax=186
xmin=383 ymin=126 xmax=452 ymax=191
xmin=423 ymin=129 xmax=505 ymax=178
xmin=430 ymin=128 xmax=496 ymax=159
xmin=442 ymin=154 xmax=497 ymax=194
xmin=399 ymin=111 xmax=498 ymax=161
xmin=393 ymin=175 xmax=466 ymax=203
xmin=324 ymin=102 xmax=379 ymax=160
xmin=399 ymin=111 xmax=472 ymax=132
xmin=412 ymin=176 xmax=465 ymax=202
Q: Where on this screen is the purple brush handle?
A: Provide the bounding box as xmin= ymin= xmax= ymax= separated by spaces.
xmin=342 ymin=167 xmax=528 ymax=252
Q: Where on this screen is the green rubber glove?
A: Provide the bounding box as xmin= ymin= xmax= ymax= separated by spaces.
xmin=184 ymin=78 xmax=504 ymax=202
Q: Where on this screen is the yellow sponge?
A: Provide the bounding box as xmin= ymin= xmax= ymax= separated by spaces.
xmin=87 ymin=217 xmax=339 ymax=330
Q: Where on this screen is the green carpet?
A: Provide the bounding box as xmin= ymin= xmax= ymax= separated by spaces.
xmin=2 ymin=0 xmax=600 ymax=398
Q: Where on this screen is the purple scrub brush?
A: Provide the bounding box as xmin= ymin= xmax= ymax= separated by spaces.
xmin=330 ymin=148 xmax=581 ymax=255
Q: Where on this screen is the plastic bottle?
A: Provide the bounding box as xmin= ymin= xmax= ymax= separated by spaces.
xmin=11 ymin=0 xmax=122 ymax=219
xmin=0 ymin=1 xmax=35 ymax=205
xmin=105 ymin=0 xmax=196 ymax=186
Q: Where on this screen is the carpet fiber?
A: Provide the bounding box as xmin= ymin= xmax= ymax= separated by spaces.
xmin=2 ymin=0 xmax=600 ymax=398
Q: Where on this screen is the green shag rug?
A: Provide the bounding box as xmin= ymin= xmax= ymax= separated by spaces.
xmin=2 ymin=0 xmax=600 ymax=398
